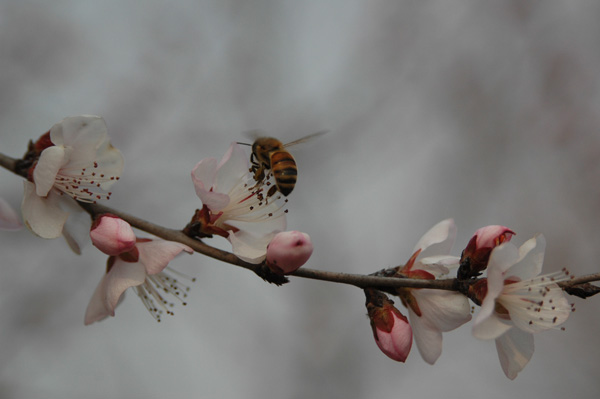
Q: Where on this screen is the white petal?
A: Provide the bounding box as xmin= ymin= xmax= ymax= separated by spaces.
xmin=60 ymin=195 xmax=91 ymax=254
xmin=502 ymin=283 xmax=571 ymax=334
xmin=21 ymin=182 xmax=68 ymax=239
xmin=412 ymin=289 xmax=472 ymax=332
xmin=214 ymin=143 xmax=251 ymax=195
xmin=94 ymin=140 xmax=124 ymax=191
xmin=84 ymin=274 xmax=113 ymax=325
xmin=417 ymin=255 xmax=459 ymax=277
xmin=472 ymin=311 xmax=513 ymax=340
xmin=495 ymin=328 xmax=534 ymax=380
xmin=0 ymin=197 xmax=22 ymax=230
xmin=413 ymin=219 xmax=456 ymax=259
xmin=136 ymin=240 xmax=193 ymax=275
xmin=53 ymin=115 xmax=107 ymax=150
xmin=486 ymin=242 xmax=519 ymax=301
xmin=104 ymin=259 xmax=147 ymax=311
xmin=192 ymin=158 xmax=231 ymax=211
xmin=408 ymin=308 xmax=443 ymax=365
xmin=228 ymin=230 xmax=275 ymax=263
xmin=33 ymin=145 xmax=65 ymax=196
xmin=507 ymin=235 xmax=545 ymax=281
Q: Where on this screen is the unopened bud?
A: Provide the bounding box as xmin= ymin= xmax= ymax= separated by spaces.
xmin=365 ymin=289 xmax=412 ymax=362
xmin=266 ymin=231 xmax=313 ymax=274
xmin=458 ymin=225 xmax=515 ymax=279
xmin=90 ymin=214 xmax=136 ymax=255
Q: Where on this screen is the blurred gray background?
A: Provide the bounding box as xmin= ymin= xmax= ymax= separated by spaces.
xmin=1 ymin=0 xmax=599 ymax=398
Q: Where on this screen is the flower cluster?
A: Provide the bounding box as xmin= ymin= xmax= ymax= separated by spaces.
xmin=21 ymin=116 xmax=123 ymax=242
xmin=5 ymin=116 xmax=579 ymax=380
xmin=85 ymin=214 xmax=194 ymax=324
xmin=367 ymin=221 xmax=574 ymax=379
xmin=470 ymin=234 xmax=574 ymax=379
xmin=188 ymin=143 xmax=288 ymax=263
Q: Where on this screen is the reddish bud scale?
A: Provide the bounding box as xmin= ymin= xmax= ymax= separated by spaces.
xmin=33 ymin=131 xmax=53 ymax=154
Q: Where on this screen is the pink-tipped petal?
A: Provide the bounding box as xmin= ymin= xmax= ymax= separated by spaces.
xmin=474 ymin=225 xmax=515 ymax=249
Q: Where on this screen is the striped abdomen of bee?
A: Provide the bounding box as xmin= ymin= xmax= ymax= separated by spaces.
xmin=270 ymin=150 xmax=297 ymax=196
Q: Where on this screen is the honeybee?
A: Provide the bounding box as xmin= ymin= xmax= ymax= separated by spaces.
xmin=240 ymin=131 xmax=327 ymax=197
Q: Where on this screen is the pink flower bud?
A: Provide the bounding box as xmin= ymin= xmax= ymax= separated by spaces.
xmin=365 ymin=289 xmax=412 ymax=362
xmin=266 ymin=231 xmax=313 ymax=274
xmin=372 ymin=305 xmax=413 ymax=362
xmin=472 ymin=225 xmax=515 ymax=249
xmin=458 ymin=225 xmax=515 ymax=279
xmin=90 ymin=214 xmax=136 ymax=255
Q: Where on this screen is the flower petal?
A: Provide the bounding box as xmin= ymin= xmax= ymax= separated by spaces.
xmin=21 ymin=181 xmax=68 ymax=238
xmin=191 ymin=157 xmax=232 ymax=211
xmin=104 ymin=259 xmax=147 ymax=311
xmin=52 ymin=115 xmax=107 ymax=154
xmin=214 ymin=143 xmax=251 ymax=195
xmin=501 ymin=282 xmax=571 ymax=334
xmin=84 ymin=274 xmax=113 ymax=324
xmin=136 ymin=240 xmax=193 ymax=275
xmin=0 ymin=197 xmax=22 ymax=230
xmin=33 ymin=145 xmax=66 ymax=196
xmin=486 ymin=242 xmax=520 ymax=301
xmin=228 ymin=230 xmax=275 ymax=264
xmin=413 ymin=219 xmax=456 ymax=259
xmin=408 ymin=308 xmax=443 ymax=364
xmin=507 ymin=235 xmax=545 ymax=281
xmin=412 ymin=289 xmax=472 ymax=331
xmin=94 ymin=139 xmax=124 ymax=191
xmin=495 ymin=328 xmax=534 ymax=380
xmin=472 ymin=311 xmax=513 ymax=340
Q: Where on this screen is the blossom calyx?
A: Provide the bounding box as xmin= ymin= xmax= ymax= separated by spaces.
xmin=266 ymin=231 xmax=313 ymax=275
xmin=458 ymin=225 xmax=515 ymax=279
xmin=365 ymin=289 xmax=412 ymax=362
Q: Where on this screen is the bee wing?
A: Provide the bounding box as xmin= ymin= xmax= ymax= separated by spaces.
xmin=282 ymin=130 xmax=328 ymax=148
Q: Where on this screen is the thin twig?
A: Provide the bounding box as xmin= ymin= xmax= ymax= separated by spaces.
xmin=2 ymin=151 xmax=599 ymax=294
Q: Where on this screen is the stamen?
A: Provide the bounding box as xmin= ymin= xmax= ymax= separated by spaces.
xmin=133 ymin=267 xmax=195 ymax=322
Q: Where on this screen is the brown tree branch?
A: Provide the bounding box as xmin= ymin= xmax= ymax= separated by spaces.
xmin=2 ymin=150 xmax=599 ymax=296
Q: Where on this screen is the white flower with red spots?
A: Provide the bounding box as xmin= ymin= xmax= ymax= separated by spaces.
xmin=21 ymin=116 xmax=123 ymax=239
xmin=471 ymin=234 xmax=573 ymax=379
xmin=190 ymin=143 xmax=286 ymax=263
xmin=85 ymin=215 xmax=194 ymax=324
xmin=395 ymin=219 xmax=472 ymax=364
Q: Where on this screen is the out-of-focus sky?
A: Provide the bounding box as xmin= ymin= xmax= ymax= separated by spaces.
xmin=1 ymin=1 xmax=599 ymax=398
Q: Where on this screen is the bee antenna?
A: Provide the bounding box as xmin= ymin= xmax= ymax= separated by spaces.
xmin=237 ymin=142 xmax=252 ymax=146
